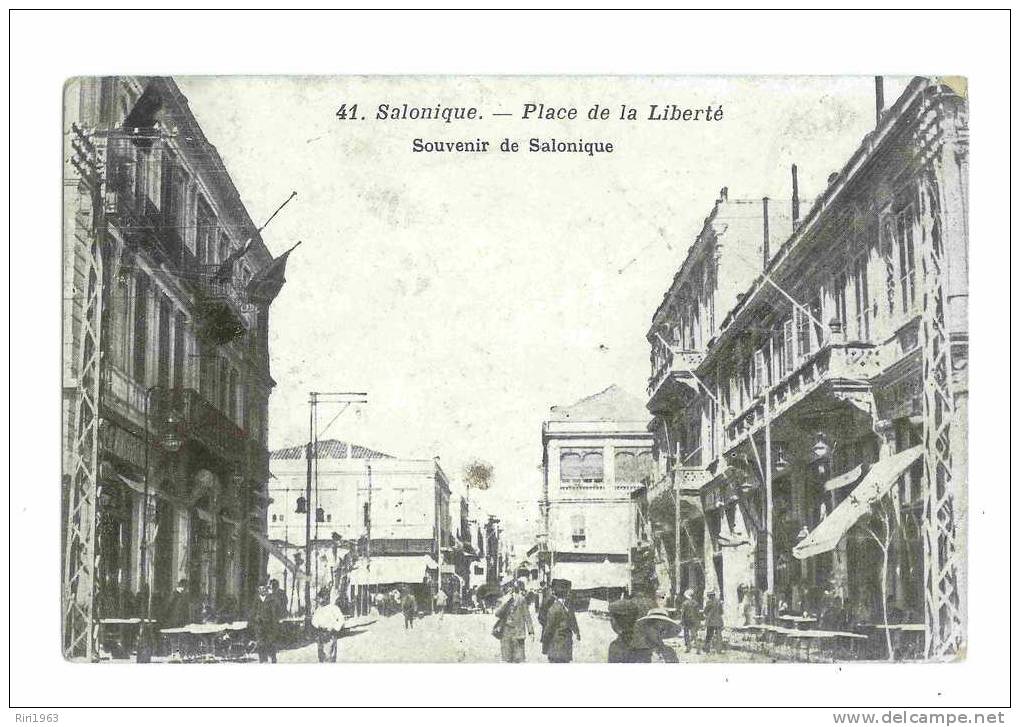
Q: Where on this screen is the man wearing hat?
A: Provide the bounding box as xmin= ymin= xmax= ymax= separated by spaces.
xmin=493 ymin=579 xmax=534 ymax=663
xmin=679 ymin=588 xmax=703 ymax=654
xmin=541 ymin=579 xmax=580 ymax=663
xmin=636 ymin=608 xmax=681 ymax=663
xmin=703 ymin=591 xmax=725 ymax=654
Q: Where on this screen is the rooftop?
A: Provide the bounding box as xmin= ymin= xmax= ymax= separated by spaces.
xmin=269 ymin=438 xmax=394 ymax=461
xmin=548 ymin=384 xmax=651 ymax=423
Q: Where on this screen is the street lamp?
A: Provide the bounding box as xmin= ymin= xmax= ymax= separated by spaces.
xmin=810 ymin=433 xmax=831 ymax=477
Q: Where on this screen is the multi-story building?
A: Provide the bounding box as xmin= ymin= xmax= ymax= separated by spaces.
xmin=61 ymin=77 xmax=284 ymax=631
xmin=643 ymin=76 xmax=968 ymax=651
xmin=540 ymin=385 xmax=655 ymax=600
xmin=645 ymin=189 xmax=795 ymax=605
xmin=267 ymin=439 xmax=452 ymax=613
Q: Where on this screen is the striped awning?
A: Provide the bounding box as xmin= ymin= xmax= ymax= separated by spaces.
xmin=793 ymin=446 xmax=923 ymax=560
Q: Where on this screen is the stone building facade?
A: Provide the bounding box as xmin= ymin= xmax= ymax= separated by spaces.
xmin=644 ymin=77 xmax=968 ymax=641
xmin=62 ymin=77 xmax=283 ymax=624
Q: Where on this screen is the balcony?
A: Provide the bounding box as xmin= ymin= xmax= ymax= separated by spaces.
xmin=101 ymin=364 xmax=148 ymax=430
xmin=647 ymin=466 xmax=711 ymax=507
xmin=151 ymin=387 xmax=249 ymax=461
xmin=647 ymin=346 xmax=704 ymax=414
xmin=724 ymin=341 xmax=885 ymax=444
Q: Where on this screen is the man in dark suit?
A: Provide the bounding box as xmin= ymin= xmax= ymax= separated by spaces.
xmin=541 ymin=579 xmax=580 ymax=663
xmin=163 ymin=579 xmax=193 ymax=628
xmin=250 ymin=584 xmax=282 ymax=663
xmin=269 ymin=579 xmax=288 ymax=617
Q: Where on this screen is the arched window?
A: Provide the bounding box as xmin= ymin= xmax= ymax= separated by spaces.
xmin=326 ymin=513 xmax=332 ymax=523
xmin=580 ymin=452 xmax=603 ymax=482
xmin=296 ymin=496 xmax=307 ymax=514
xmin=271 ymin=514 xmax=277 ymax=523
xmin=315 ymin=507 xmax=325 ymax=523
xmin=614 ymin=451 xmax=636 ymax=483
xmin=560 ymin=452 xmax=582 ymax=481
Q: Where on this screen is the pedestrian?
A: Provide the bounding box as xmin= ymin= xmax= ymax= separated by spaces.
xmin=435 ymin=588 xmax=448 ymax=621
xmin=541 ymin=579 xmax=580 ymax=663
xmin=703 ymin=591 xmax=724 ymax=654
xmin=269 ymin=578 xmax=288 ymax=617
xmin=401 ymin=589 xmax=418 ymax=630
xmin=636 ymin=607 xmax=681 ymax=663
xmin=607 ymin=597 xmax=652 ymax=663
xmin=250 ymin=583 xmax=281 ymax=663
xmin=679 ymin=588 xmax=703 ymax=654
xmin=311 ymin=589 xmax=346 ymax=663
xmin=162 ymin=578 xmax=194 ymax=628
xmin=493 ymin=579 xmax=534 ymax=663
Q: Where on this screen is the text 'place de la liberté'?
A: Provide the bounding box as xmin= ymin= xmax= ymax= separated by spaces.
xmin=61 ymin=75 xmax=967 ymax=665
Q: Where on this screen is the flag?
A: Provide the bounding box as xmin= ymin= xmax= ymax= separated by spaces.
xmin=212 ymin=237 xmax=252 ymax=285
xmin=246 ymin=241 xmax=300 ymax=304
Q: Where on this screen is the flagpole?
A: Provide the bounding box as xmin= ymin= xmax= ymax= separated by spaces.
xmin=257 ymin=191 xmax=298 ymax=233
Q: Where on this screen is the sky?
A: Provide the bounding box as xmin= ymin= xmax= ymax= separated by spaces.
xmin=176 ymin=75 xmax=909 ymax=553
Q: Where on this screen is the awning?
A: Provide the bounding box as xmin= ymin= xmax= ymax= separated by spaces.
xmin=793 ymin=446 xmax=923 ymax=560
xmin=551 ymin=560 xmax=631 ymax=590
xmin=349 ymin=556 xmax=438 ymax=586
xmin=824 ymin=464 xmax=865 ymax=492
xmin=113 ymin=474 xmax=170 ymax=502
xmin=247 ymin=529 xmax=306 ymax=582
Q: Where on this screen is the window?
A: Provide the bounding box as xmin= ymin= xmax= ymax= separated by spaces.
xmin=852 ymin=254 xmax=870 ymax=340
xmin=615 ymin=449 xmax=654 ymax=485
xmin=315 ymin=507 xmax=325 ymax=523
xmin=895 ymin=207 xmax=917 ymax=314
xmin=172 ymin=313 xmax=185 ymax=390
xmin=132 ymin=274 xmax=149 ymax=383
xmin=560 ymin=452 xmax=582 ymax=481
xmin=782 ymin=318 xmax=795 ymax=375
xmin=271 ymin=514 xmax=277 ymax=523
xmin=157 ymin=295 xmax=171 ymax=389
xmin=560 ymin=449 xmax=603 ymax=484
xmin=197 ymin=199 xmax=216 ymax=264
xmin=580 ymin=452 xmax=603 ymax=482
xmin=295 ymin=496 xmax=307 ymax=514
xmin=326 ymin=513 xmax=332 ymax=523
xmin=795 ymin=305 xmax=812 ymax=359
xmin=570 ymin=513 xmax=586 ymax=548
xmin=753 ymin=348 xmax=767 ymax=395
xmin=833 ymin=272 xmax=848 ymax=333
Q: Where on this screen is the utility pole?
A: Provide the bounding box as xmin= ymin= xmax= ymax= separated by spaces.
xmin=304 ymin=391 xmax=368 ymax=618
xmin=305 ymin=394 xmax=315 ymax=620
xmin=366 ymin=463 xmax=373 ymax=615
xmin=63 ymin=122 xmax=107 ymax=661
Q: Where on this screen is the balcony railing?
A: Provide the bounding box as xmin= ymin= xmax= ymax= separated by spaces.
xmin=151 ymin=387 xmax=249 ymax=461
xmin=647 ymin=466 xmax=711 ymax=506
xmin=101 ymin=364 xmax=148 ymax=429
xmin=724 ymin=341 xmax=885 ymax=444
xmin=647 ymin=345 xmax=704 ymax=413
